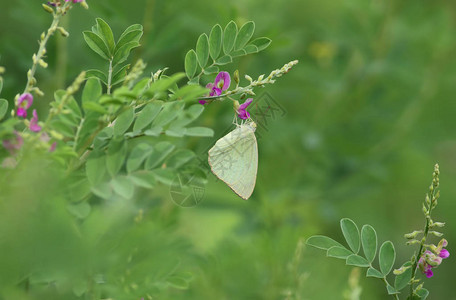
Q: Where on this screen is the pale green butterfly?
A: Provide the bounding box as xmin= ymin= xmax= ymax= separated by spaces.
xmin=208 ymin=121 xmax=257 ymax=200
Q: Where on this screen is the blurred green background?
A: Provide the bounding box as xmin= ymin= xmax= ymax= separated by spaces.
xmin=1 ymin=0 xmax=456 ymax=299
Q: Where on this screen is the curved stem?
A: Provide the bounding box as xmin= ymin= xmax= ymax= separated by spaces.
xmin=23 ymin=2 xmax=71 ymax=94
xmin=107 ymin=59 xmax=113 ymax=94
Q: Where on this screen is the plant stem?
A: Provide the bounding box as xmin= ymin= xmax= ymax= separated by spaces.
xmin=408 ymin=165 xmax=439 ymax=298
xmin=23 ymin=2 xmax=71 ymax=94
xmin=107 ymin=59 xmax=113 ymax=95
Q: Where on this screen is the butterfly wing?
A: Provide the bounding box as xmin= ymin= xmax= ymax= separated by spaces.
xmin=208 ymin=124 xmax=258 ymax=200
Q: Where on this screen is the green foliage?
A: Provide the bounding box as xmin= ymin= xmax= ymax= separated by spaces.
xmin=307 ymin=218 xmax=403 ymax=298
xmin=184 ymin=21 xmax=271 ymax=83
xmin=0 ymin=99 xmax=7 ymax=120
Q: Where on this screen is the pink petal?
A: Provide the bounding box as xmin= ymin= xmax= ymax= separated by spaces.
xmin=439 ymin=249 xmax=450 ymax=259
xmin=30 ymin=109 xmax=42 ymax=132
xmin=239 ymin=98 xmax=253 ymax=109
xmin=214 ymin=71 xmax=231 ymax=91
xmin=17 ymin=93 xmax=33 ymax=109
xmin=16 ymin=107 xmax=27 ymax=118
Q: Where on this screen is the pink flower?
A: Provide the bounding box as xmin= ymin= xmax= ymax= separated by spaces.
xmin=16 ymin=93 xmax=33 ymax=118
xmin=2 ymin=131 xmax=23 ymax=155
xmin=200 ymin=71 xmax=231 ymax=105
xmin=237 ymin=98 xmax=253 ymax=120
xmin=29 ymin=109 xmax=42 ymax=132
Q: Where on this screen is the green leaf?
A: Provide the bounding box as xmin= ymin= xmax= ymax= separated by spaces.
xmin=96 ymin=18 xmax=115 ymax=55
xmin=366 ymin=267 xmax=384 ymax=278
xmin=91 ymin=183 xmax=113 ymax=200
xmin=133 ymin=102 xmax=163 ymax=132
xmin=196 ymin=33 xmax=209 ymax=68
xmin=115 ymin=29 xmax=142 ymax=54
xmin=244 ymin=44 xmax=259 ymax=54
xmin=106 ymin=139 xmax=127 ymax=177
xmin=83 ymin=102 xmax=107 ymax=114
xmin=416 ymin=288 xmax=429 ymax=299
xmin=0 ymin=99 xmax=8 ymax=120
xmin=249 ymin=37 xmax=272 ymax=51
xmin=112 ymin=42 xmax=140 ymax=66
xmin=203 ymin=66 xmax=219 ymax=75
xmin=327 ymin=246 xmax=352 ymax=259
xmin=152 ymin=101 xmax=184 ymax=127
xmin=128 ymin=171 xmax=156 ymax=189
xmin=165 ymin=126 xmax=186 ymax=137
xmin=379 ymin=241 xmax=396 ymax=275
xmin=114 ymin=107 xmax=135 ymax=136
xmin=82 ymin=77 xmax=102 ymax=104
xmin=231 ymin=49 xmax=247 ymax=57
xmin=83 ymin=31 xmax=110 ymax=60
xmin=215 ymin=55 xmax=232 ymax=65
xmin=306 ymin=235 xmax=344 ymax=250
xmin=151 ymin=168 xmax=176 ymax=185
xmin=111 ymin=176 xmax=135 ymax=199
xmin=166 ymin=149 xmax=195 ymax=169
xmin=235 ymin=21 xmax=255 ymax=50
xmin=118 ymin=24 xmax=143 ymax=43
xmin=185 ymin=127 xmax=214 ymax=137
xmin=223 ymin=21 xmax=238 ymax=54
xmin=167 ymin=276 xmax=189 ymax=290
xmin=111 ymin=64 xmax=130 ymax=86
xmin=395 ymin=262 xmax=412 ymax=291
xmin=86 ymin=151 xmax=107 ymax=186
xmin=145 ymin=141 xmax=175 ymax=169
xmin=209 ymin=24 xmax=223 ymax=60
xmin=346 ymin=254 xmax=369 ymax=267
xmin=387 ymin=284 xmax=399 ymax=295
xmin=86 ymin=69 xmax=107 ymax=85
xmin=0 ymin=77 xmax=3 ymax=94
xmin=361 ymin=224 xmax=377 ymax=263
xmin=126 ymin=143 xmax=154 ymax=173
xmin=184 ymin=50 xmax=198 ymax=79
xmin=67 ymin=202 xmax=91 ymax=219
xmin=340 ymin=218 xmax=360 ymax=254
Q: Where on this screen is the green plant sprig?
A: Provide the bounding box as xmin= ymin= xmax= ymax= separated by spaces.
xmin=23 ymin=1 xmax=74 ymax=96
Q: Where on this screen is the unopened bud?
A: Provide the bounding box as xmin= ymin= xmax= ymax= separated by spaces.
xmin=42 ymin=3 xmax=54 ymax=14
xmin=57 ymin=27 xmax=69 ymax=37
xmin=393 ymin=265 xmax=411 ymax=275
xmin=406 ymin=240 xmax=421 ymax=246
xmin=50 ymin=130 xmax=64 ymax=140
xmin=81 ymin=1 xmax=89 ymax=9
xmin=233 ymin=100 xmax=240 ymax=112
xmin=32 ymin=87 xmax=44 ymax=97
xmin=404 ymin=231 xmax=422 ymax=239
xmin=233 ymin=70 xmax=239 ymax=85
xmin=245 ymin=75 xmax=253 ymax=82
xmin=0 ymin=66 xmax=5 ymax=74
xmin=41 ymin=32 xmax=46 ymax=40
xmin=425 ymin=194 xmax=431 ymax=207
xmin=39 ymin=59 xmax=48 ymax=68
xmin=431 ymin=221 xmax=445 ymax=228
xmin=32 ymin=54 xmax=37 ymax=64
xmin=429 ymin=231 xmax=443 ymax=237
xmin=258 ymin=74 xmax=264 ymax=81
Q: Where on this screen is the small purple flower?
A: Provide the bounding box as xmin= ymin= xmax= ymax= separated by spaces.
xmin=2 ymin=131 xmax=23 ymax=155
xmin=30 ymin=110 xmax=42 ymax=132
xmin=439 ymin=248 xmax=450 ymax=259
xmin=237 ymin=98 xmax=253 ymax=120
xmin=16 ymin=93 xmax=33 ymax=118
xmin=200 ymin=72 xmax=231 ymax=105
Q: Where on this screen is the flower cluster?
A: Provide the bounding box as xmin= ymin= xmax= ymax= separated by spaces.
xmin=15 ymin=93 xmax=42 ymax=133
xmin=418 ymin=239 xmax=450 ymax=278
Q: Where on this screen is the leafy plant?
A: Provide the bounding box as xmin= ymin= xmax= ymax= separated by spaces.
xmin=306 ymin=165 xmax=448 ymax=300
